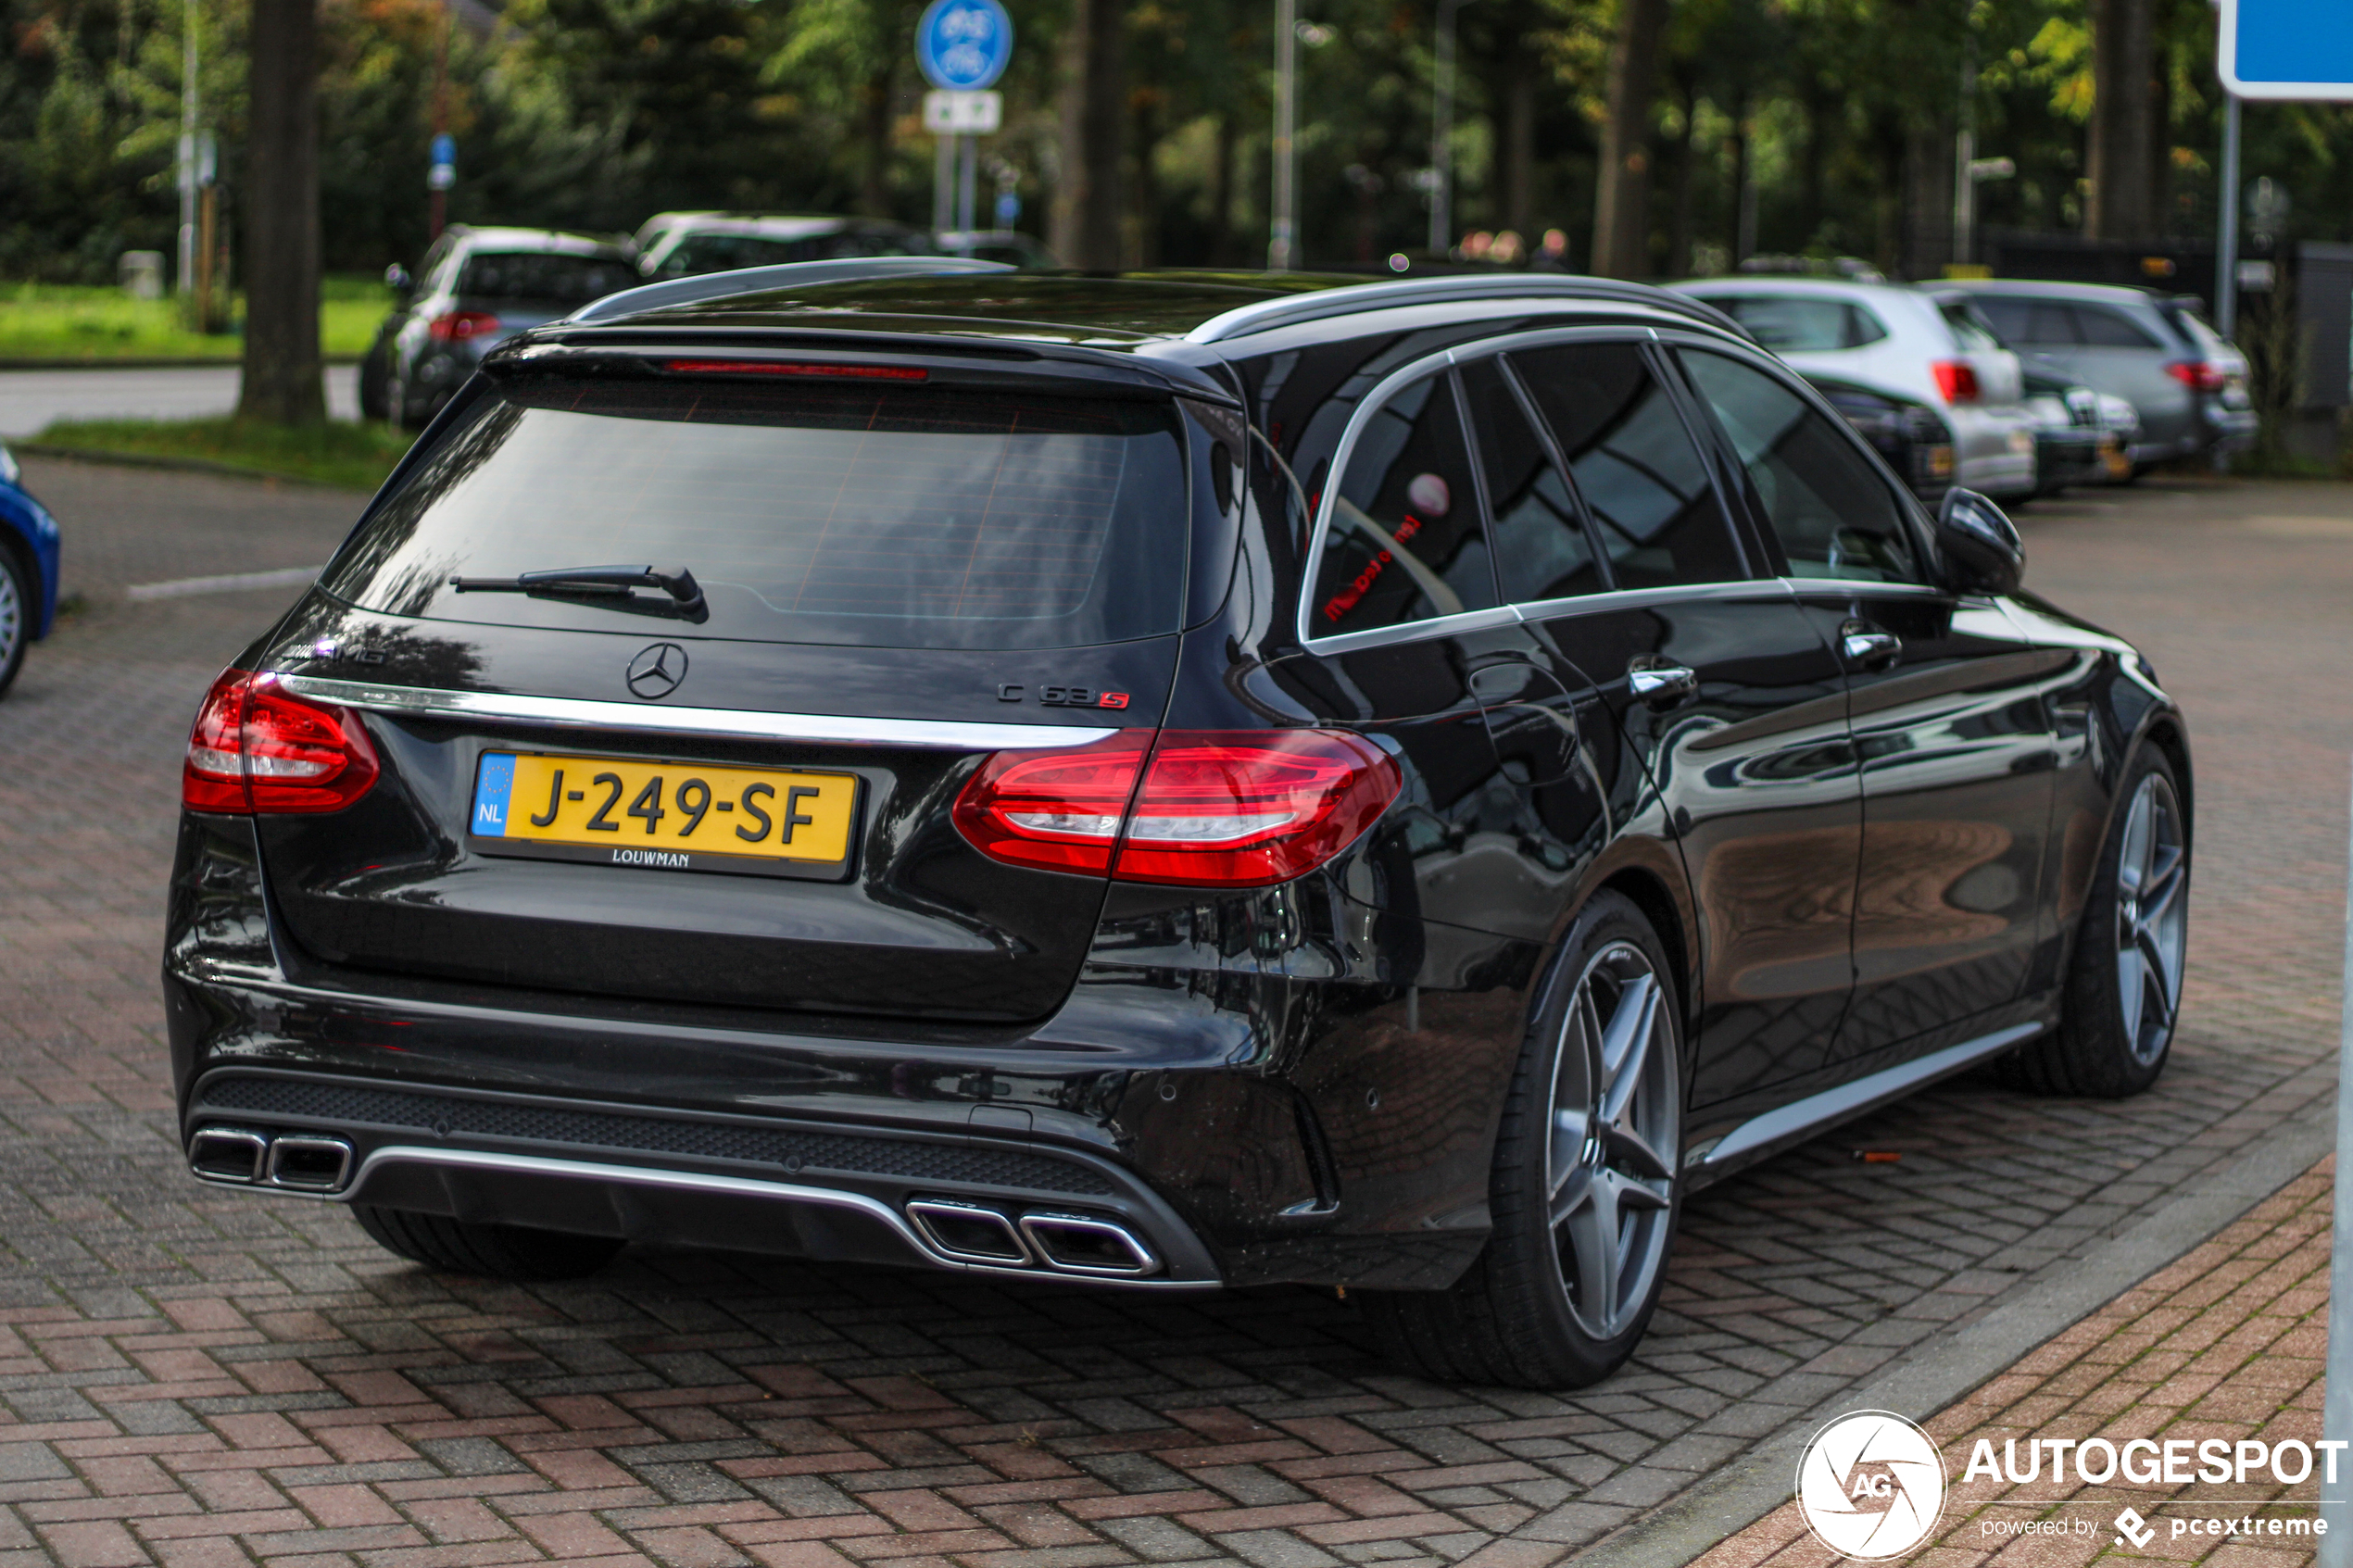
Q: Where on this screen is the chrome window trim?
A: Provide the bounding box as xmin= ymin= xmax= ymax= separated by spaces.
xmin=1778 ymin=576 xmax=1947 ymax=598
xmin=1514 ymin=579 xmax=1795 ymax=626
xmin=275 ymin=674 xmax=1119 ymax=750
xmin=1298 ymin=324 xmax=1780 ymax=649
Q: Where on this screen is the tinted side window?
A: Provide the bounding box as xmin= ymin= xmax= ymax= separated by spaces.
xmin=1457 ymin=357 xmax=1603 ymax=603
xmin=1680 ymin=350 xmax=1919 ymax=583
xmin=1311 ymin=370 xmax=1496 ymax=635
xmin=1511 ymin=343 xmax=1745 ymax=592
xmin=1713 ymin=295 xmax=1854 ymax=352
xmin=2078 ymin=306 xmax=2163 ymax=349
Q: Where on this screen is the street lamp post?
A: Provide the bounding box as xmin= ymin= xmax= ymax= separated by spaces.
xmin=1269 ymin=0 xmax=1298 ymax=270
xmin=177 ymin=0 xmax=198 ymax=297
xmin=1428 ymin=0 xmax=1478 ymax=257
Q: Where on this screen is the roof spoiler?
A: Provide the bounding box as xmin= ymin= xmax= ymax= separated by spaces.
xmin=566 ymin=257 xmax=1016 ymax=325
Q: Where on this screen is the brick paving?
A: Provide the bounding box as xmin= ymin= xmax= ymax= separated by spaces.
xmin=0 ymin=460 xmax=2347 ymax=1567
xmin=1689 ymin=1156 xmax=2336 ymax=1568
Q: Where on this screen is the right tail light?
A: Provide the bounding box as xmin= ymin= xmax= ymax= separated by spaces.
xmin=1931 ymin=360 xmax=1982 ymax=404
xmin=953 ymin=729 xmax=1401 ymax=888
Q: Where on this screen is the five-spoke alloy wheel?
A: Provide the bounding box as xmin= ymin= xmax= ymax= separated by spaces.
xmin=2114 ymin=771 xmax=2188 ymax=1066
xmin=1362 ymin=890 xmax=1683 ymax=1389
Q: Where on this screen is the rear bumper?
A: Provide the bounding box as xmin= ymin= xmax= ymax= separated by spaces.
xmin=167 ymin=813 xmax=1536 ymax=1294
xmin=182 ymin=1067 xmax=1218 ymax=1287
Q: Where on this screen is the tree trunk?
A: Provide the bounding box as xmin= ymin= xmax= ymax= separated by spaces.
xmin=1727 ymin=91 xmax=1751 ymax=266
xmin=1051 ymin=0 xmax=1126 ymax=270
xmin=2087 ymin=0 xmax=2155 ymax=239
xmin=2146 ymin=55 xmax=2171 ymax=235
xmin=859 ymin=62 xmax=896 ymax=219
xmin=237 ymin=0 xmax=323 ymax=425
xmin=1667 ymin=74 xmax=1696 ymax=276
xmin=1501 ymin=52 xmax=1536 ymax=236
xmin=1590 ymin=0 xmax=1668 ymax=279
xmin=1129 ymin=88 xmax=1162 ymax=269
xmin=1208 ymin=112 xmax=1237 ymax=265
xmin=1901 ymin=113 xmax=1954 ymax=279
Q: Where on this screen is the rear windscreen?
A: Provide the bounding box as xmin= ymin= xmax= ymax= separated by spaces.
xmin=321 ymin=375 xmax=1189 ymax=650
xmin=454 ymin=252 xmax=638 ymax=304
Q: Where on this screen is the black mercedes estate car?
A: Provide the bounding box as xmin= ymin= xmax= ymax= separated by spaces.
xmin=168 ymin=263 xmax=2191 ymax=1389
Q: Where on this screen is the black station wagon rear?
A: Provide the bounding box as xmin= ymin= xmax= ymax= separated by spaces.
xmin=167 ymin=265 xmax=2192 ymax=1388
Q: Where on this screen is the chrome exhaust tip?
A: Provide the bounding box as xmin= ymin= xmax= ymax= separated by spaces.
xmin=189 ymin=1127 xmax=270 ymax=1184
xmin=1019 ymin=1212 xmax=1158 ymax=1275
xmin=907 ymin=1199 xmax=1030 ymax=1264
xmin=265 ymin=1135 xmax=354 ymax=1192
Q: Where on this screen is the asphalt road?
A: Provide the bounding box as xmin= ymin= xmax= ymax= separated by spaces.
xmin=0 ymin=458 xmax=2346 ymax=1568
xmin=0 ymin=364 xmax=362 ymax=437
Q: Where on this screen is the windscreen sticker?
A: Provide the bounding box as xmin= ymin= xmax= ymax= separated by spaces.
xmin=472 ymin=753 xmax=515 ymax=836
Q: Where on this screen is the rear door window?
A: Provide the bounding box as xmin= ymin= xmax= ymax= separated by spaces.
xmin=321 ymin=373 xmax=1189 ymax=651
xmin=1310 ymin=370 xmax=1497 ymax=635
xmin=2077 ymin=307 xmax=2164 ymax=349
xmin=1710 ymin=295 xmax=1883 ymax=351
xmin=1680 ymin=350 xmax=1920 ymax=583
xmin=1510 ymin=342 xmax=1747 ymax=592
xmin=1456 ymin=356 xmax=1604 ymax=603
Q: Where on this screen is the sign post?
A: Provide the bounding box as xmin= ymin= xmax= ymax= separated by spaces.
xmin=916 ymin=0 xmax=1012 ymax=251
xmin=2214 ymin=0 xmax=2353 ymax=345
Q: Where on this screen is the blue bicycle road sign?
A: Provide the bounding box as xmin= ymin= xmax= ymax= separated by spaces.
xmin=916 ymin=0 xmax=1013 ymax=92
xmin=2221 ymin=0 xmax=2353 ymax=100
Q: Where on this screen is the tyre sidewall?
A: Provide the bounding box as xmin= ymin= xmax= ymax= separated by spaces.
xmin=2062 ymin=744 xmax=2189 ymax=1095
xmin=0 ymin=546 xmax=31 ymax=699
xmin=1485 ymin=890 xmax=1685 ymax=1386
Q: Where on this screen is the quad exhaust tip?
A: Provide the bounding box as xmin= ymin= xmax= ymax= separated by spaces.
xmin=905 ymin=1200 xmax=1159 ymax=1275
xmin=188 ymin=1128 xmax=353 ymax=1193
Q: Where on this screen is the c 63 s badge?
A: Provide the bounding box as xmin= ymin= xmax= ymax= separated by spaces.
xmin=998 ymin=684 xmax=1130 ymax=709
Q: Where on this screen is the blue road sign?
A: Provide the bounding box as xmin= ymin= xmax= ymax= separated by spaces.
xmin=2221 ymin=0 xmax=2353 ymax=100
xmin=431 ymin=132 xmax=456 ymax=166
xmin=916 ymin=0 xmax=1013 ymax=91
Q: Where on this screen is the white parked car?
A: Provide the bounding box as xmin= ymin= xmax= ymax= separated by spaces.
xmin=1672 ymin=278 xmax=2042 ymax=501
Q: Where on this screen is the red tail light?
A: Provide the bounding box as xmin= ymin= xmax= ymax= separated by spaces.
xmin=952 ymin=730 xmax=1402 ymax=888
xmin=2165 ymin=360 xmax=2227 ymax=392
xmin=1931 ymin=360 xmax=1981 ymax=404
xmin=182 ymin=670 xmax=381 ymax=814
xmin=427 ymin=310 xmax=501 ymax=342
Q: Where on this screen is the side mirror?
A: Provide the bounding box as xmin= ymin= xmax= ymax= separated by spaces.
xmin=1935 ymin=487 xmax=2024 ymax=595
xmin=383 ymin=263 xmax=412 ymax=296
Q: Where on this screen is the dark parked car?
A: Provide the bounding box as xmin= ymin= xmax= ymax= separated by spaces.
xmin=632 ymin=214 xmax=937 ymax=281
xmin=1801 ymin=374 xmax=1957 ymax=506
xmin=1949 ymin=280 xmax=2258 ymax=469
xmin=359 ymin=228 xmax=637 ymax=428
xmin=0 ymin=437 xmax=59 ymax=698
xmin=169 ymin=267 xmax=2193 ymax=1389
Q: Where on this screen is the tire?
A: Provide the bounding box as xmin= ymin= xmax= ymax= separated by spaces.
xmin=2005 ymin=746 xmax=2188 ymax=1098
xmin=358 ymin=346 xmax=389 ymax=421
xmin=0 ymin=546 xmax=31 ymax=701
xmin=1360 ymin=891 xmax=1682 ymax=1389
xmin=352 ymin=1204 xmax=624 ymax=1281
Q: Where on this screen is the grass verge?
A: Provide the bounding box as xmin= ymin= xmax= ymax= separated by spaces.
xmin=0 ymin=275 xmax=390 ymax=362
xmin=31 ymin=416 xmax=416 ymax=491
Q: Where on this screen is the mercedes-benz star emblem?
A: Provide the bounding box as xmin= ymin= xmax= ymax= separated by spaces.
xmin=626 ymin=643 xmax=688 ymax=700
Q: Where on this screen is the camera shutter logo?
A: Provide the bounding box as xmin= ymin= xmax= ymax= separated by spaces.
xmin=1794 ymin=1411 xmax=1946 ymax=1560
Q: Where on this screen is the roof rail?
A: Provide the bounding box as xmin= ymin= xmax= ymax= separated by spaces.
xmin=1184 ymin=273 xmax=1744 ymax=344
xmin=566 ymin=256 xmax=1014 ymax=325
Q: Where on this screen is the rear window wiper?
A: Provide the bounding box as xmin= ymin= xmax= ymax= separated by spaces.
xmin=449 ymin=564 xmax=707 ymax=622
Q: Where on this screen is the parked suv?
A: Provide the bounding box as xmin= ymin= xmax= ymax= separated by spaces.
xmin=1947 ymin=280 xmax=2258 ymax=469
xmin=1673 ymin=277 xmax=2043 ymax=500
xmin=359 ymin=227 xmax=637 ymax=429
xmin=168 ymin=267 xmax=2192 ymax=1389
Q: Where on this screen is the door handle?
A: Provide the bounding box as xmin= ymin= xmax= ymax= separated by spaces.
xmin=1841 ymin=622 xmax=1902 ymax=671
xmin=1627 ymin=660 xmax=1698 ymax=708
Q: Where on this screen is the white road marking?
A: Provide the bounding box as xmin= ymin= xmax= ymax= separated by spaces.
xmin=126 ymin=565 xmax=325 ymax=601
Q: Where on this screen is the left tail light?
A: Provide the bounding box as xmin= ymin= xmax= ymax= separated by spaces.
xmin=2165 ymin=360 xmax=2227 ymax=393
xmin=1930 ymin=360 xmax=1981 ymax=404
xmin=182 ymin=670 xmax=381 ymax=814
xmin=427 ymin=310 xmax=501 ymax=343
xmin=952 ymin=729 xmax=1402 ymax=888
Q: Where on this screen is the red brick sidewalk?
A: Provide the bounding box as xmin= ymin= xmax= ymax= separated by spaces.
xmin=1692 ymin=1158 xmax=2335 ymax=1568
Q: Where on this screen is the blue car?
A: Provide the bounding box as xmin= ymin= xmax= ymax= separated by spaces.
xmin=0 ymin=439 xmax=61 ymax=697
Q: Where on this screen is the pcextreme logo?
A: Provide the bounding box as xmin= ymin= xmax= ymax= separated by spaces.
xmin=1795 ymin=1411 xmax=1946 ymax=1560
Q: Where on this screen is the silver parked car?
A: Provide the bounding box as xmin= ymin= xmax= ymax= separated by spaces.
xmin=631 ymin=214 xmax=937 ymax=280
xmin=1673 ymin=277 xmax=2042 ymax=501
xmin=1944 ymin=281 xmax=2258 ymax=470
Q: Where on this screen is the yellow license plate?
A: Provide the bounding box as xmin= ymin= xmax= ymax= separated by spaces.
xmin=468 ymin=751 xmax=859 ymax=879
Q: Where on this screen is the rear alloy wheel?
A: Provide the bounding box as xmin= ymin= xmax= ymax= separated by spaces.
xmin=1362 ymin=891 xmax=1681 ymax=1389
xmin=353 ymin=1204 xmax=624 ymax=1282
xmin=0 ymin=547 xmax=29 ymax=699
xmin=2006 ymin=749 xmax=2188 ymax=1098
